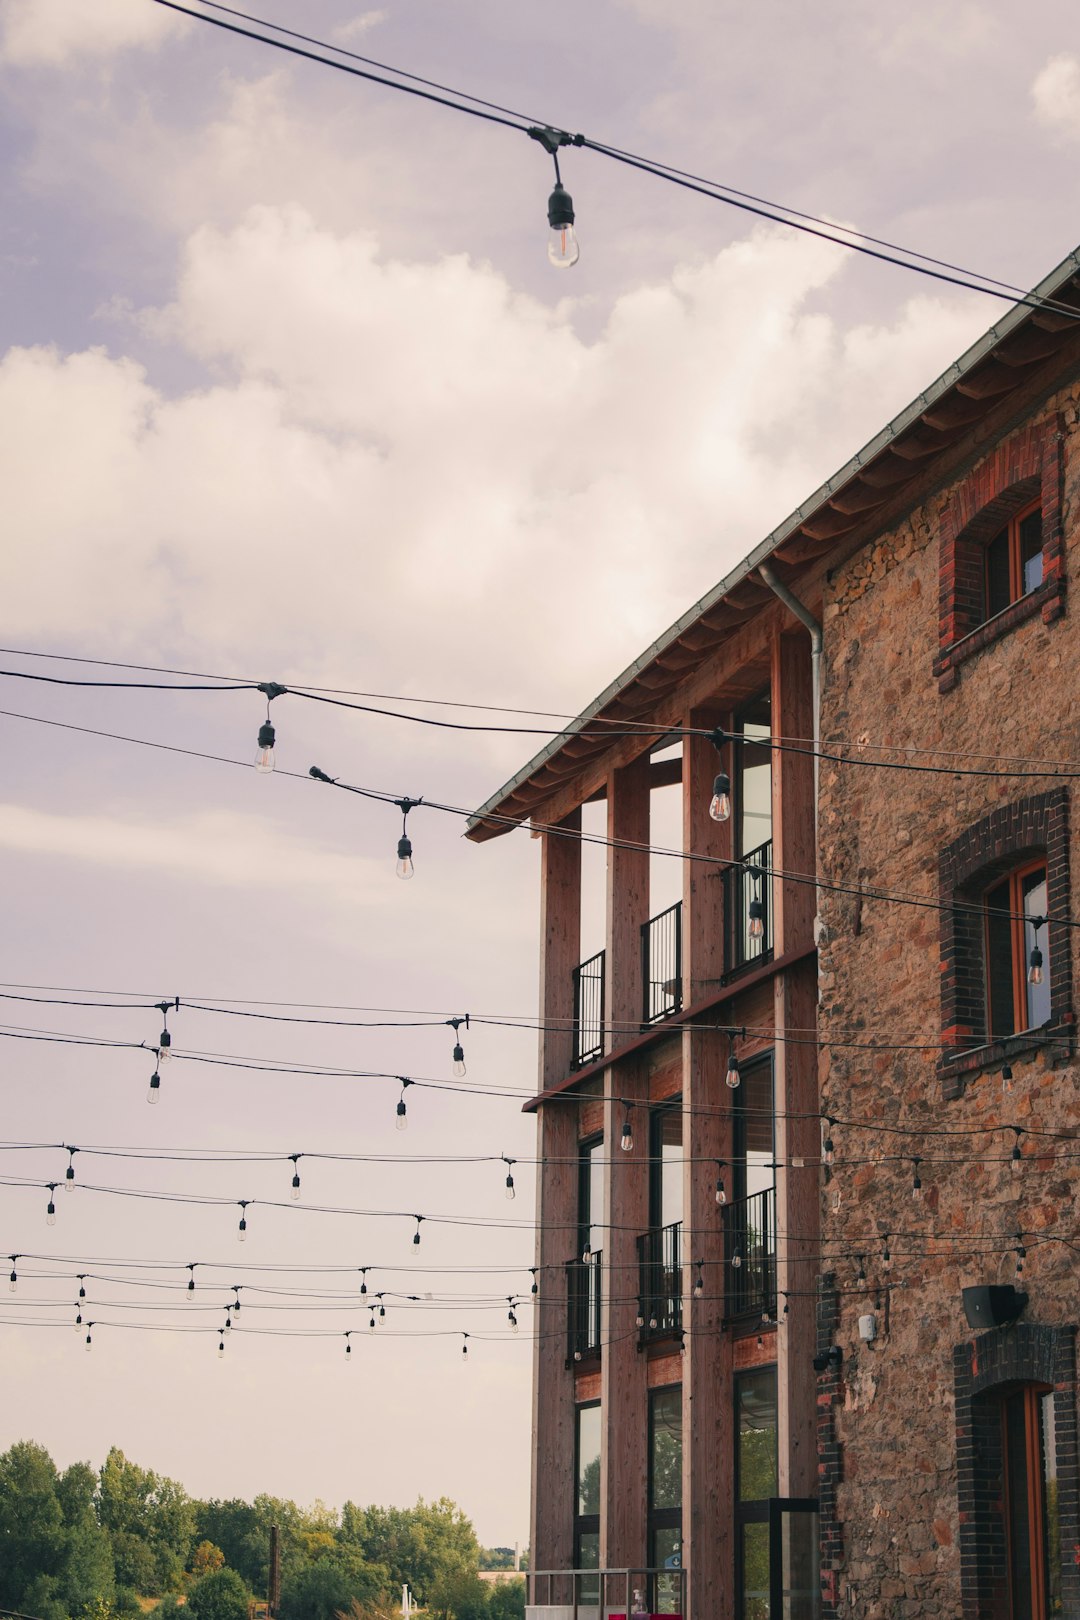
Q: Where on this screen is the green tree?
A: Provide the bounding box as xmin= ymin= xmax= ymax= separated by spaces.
xmin=0 ymin=1441 xmax=116 ymax=1620
xmin=99 ymin=1449 xmax=196 ymax=1593
xmin=186 ymin=1567 xmax=250 ymax=1620
xmin=486 ymin=1579 xmax=526 ymax=1620
xmin=348 ymin=1498 xmax=480 ymax=1606
xmin=426 ymin=1566 xmax=488 ymax=1620
xmin=57 ymin=1461 xmax=115 ymax=1610
xmin=279 ymin=1557 xmax=382 ymax=1620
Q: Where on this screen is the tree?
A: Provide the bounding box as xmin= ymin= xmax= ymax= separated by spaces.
xmin=347 ymin=1498 xmax=480 ymax=1606
xmin=485 ymin=1579 xmax=526 ymax=1620
xmin=99 ymin=1449 xmax=196 ymax=1593
xmin=186 ymin=1568 xmax=250 ymax=1620
xmin=0 ymin=1441 xmax=116 ymax=1620
xmin=279 ymin=1558 xmax=382 ymax=1620
xmin=191 ymin=1541 xmax=226 ymax=1578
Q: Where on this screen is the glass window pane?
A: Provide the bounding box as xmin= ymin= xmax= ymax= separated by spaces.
xmin=652 ymin=1106 xmax=683 ymax=1231
xmin=739 ymin=700 xmax=773 ymax=859
xmin=1005 ymin=1391 xmax=1035 ymax=1620
xmin=1042 ymin=1392 xmax=1061 ymax=1614
xmin=651 ymin=1526 xmax=682 ymax=1613
xmin=737 ymin=1060 xmax=775 ymax=1201
xmin=577 ymin=1404 xmax=601 ymax=1516
xmin=782 ymin=1510 xmax=820 ymax=1619
xmin=1020 ymin=508 xmax=1044 ymax=595
xmin=580 ymin=1139 xmax=604 ymax=1258
xmin=650 ymin=1387 xmax=682 ymax=1512
xmin=740 ymin=1521 xmax=770 ymax=1620
xmin=984 ymin=877 xmax=1016 ymax=1038
xmin=985 ymin=525 xmax=1012 ymax=618
xmin=737 ymin=1369 xmax=778 ymax=1502
xmin=1023 ymin=871 xmax=1051 ymax=1029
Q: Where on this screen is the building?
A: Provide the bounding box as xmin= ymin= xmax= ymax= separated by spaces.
xmin=468 ymin=244 xmax=1080 ymax=1620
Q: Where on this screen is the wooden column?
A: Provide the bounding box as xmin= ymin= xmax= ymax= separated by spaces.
xmin=682 ymin=714 xmax=735 ymax=1620
xmin=771 ymin=628 xmax=815 ymax=958
xmin=531 ymin=815 xmax=582 ymax=1579
xmin=774 ymin=962 xmax=819 ymax=1497
xmin=605 ymin=755 xmax=651 ymax=1050
xmin=540 ymin=810 xmax=581 ymax=1089
xmin=770 ymin=634 xmax=820 ymax=1497
xmin=600 ymin=1057 xmax=650 ymax=1580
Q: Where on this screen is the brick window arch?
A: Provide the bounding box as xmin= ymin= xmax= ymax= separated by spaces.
xmin=953 ymin=1323 xmax=1080 ymax=1620
xmin=938 ymin=790 xmax=1072 ymax=1095
xmin=934 ymin=417 xmax=1065 ymax=691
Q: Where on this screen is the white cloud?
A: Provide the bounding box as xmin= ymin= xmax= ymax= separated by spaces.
xmin=333 ymin=10 xmax=388 ymax=43
xmin=0 ymin=0 xmax=187 ymax=67
xmin=1032 ymin=53 xmax=1080 ymax=140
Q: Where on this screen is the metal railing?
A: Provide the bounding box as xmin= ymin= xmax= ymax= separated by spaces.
xmin=722 ymin=837 xmax=773 ymax=977
xmin=641 ymin=901 xmax=683 ymax=1026
xmin=571 ymin=948 xmax=606 ymax=1068
xmin=529 ymin=1564 xmax=686 ymax=1617
xmin=722 ymin=1186 xmax=776 ymax=1323
xmin=566 ymin=1253 xmax=602 ymax=1363
xmin=636 ymin=1221 xmax=682 ymax=1341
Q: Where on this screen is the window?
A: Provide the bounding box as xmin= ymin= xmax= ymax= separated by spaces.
xmin=999 ymin=1386 xmax=1059 ymax=1620
xmin=574 ymin=1403 xmax=601 ymax=1595
xmin=569 ymin=1137 xmax=603 ymax=1361
xmin=648 ymin=1386 xmax=682 ymax=1612
xmin=724 ymin=1056 xmax=776 ymax=1323
xmin=639 ymin=1111 xmax=683 ymax=1339
xmin=724 ymin=692 xmax=774 ymax=974
xmin=735 ymin=1367 xmax=779 ymax=1620
xmin=649 ymin=1103 xmax=682 ymax=1232
xmin=984 ymin=502 xmax=1043 ymax=621
xmin=984 ymin=862 xmax=1051 ymax=1038
xmin=578 ymin=1137 xmax=604 ymax=1261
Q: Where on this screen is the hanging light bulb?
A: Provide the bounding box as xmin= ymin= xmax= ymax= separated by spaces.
xmin=156 ymin=1002 xmax=174 ymax=1066
xmin=74 ymin=1309 xmax=83 ymax=1332
xmin=186 ymin=1264 xmax=196 ymax=1298
xmin=726 ymin=1034 xmax=741 ymax=1090
xmin=507 ymin=1299 xmax=519 ymax=1333
xmin=529 ymin=1269 xmax=539 ymax=1296
xmin=448 ymin=1017 xmax=468 ymax=1076
xmin=359 ymin=1269 xmax=369 ymax=1296
xmin=77 ymin=1276 xmax=87 ymax=1301
xmin=396 ymin=1079 xmax=410 ymax=1131
xmin=882 ymin=1237 xmax=891 ymax=1272
xmin=413 ymin=1217 xmax=423 ymax=1246
xmin=232 ymin=1286 xmax=241 ymax=1315
xmin=822 ymin=1122 xmax=836 ymax=1167
xmin=379 ymin=1300 xmax=386 ymax=1321
xmin=289 ymin=1154 xmax=301 ymax=1201
xmin=1011 ymin=1130 xmax=1023 ymax=1176
xmin=462 ymin=1334 xmax=469 ymax=1359
xmin=715 ymin=1162 xmax=727 ymax=1206
xmin=911 ymin=1159 xmax=923 ymax=1199
xmin=621 ymin=1108 xmax=634 ymax=1152
xmin=731 ymin=1247 xmax=742 ymax=1270
xmin=218 ymin=1335 xmax=225 ymax=1358
xmin=85 ymin=1324 xmax=93 ymax=1352
xmin=693 ymin=1262 xmax=704 ymax=1298
xmin=648 ymin=1308 xmax=658 ymax=1330
xmin=344 ymin=1334 xmax=352 ymax=1361
xmin=65 ymin=1146 xmax=77 ymax=1190
xmin=581 ymin=1238 xmax=591 ymax=1265
xmin=395 ymin=834 xmax=414 ymax=881
xmin=1029 ymin=940 xmax=1044 ymax=986
xmin=8 ymin=1258 xmax=17 ymax=1292
xmin=748 ymin=891 xmax=765 ymax=940
xmin=254 ymin=682 xmax=287 ymax=773
xmin=237 ymin=1201 xmax=250 ymax=1242
xmin=46 ymin=1185 xmax=57 ymax=1226
xmin=1001 ymin=1061 xmax=1014 ymax=1094
xmin=546 ymin=182 xmax=579 ymax=268
xmin=504 ymin=1159 xmax=516 ymax=1201
xmin=147 ymin=1063 xmax=162 ymax=1104
xmin=709 ymin=771 xmax=732 ymax=824
xmin=368 ymin=1313 xmax=376 ymax=1333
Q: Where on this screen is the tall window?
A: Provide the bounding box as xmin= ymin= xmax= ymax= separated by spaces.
xmin=984 ymin=502 xmax=1043 ymax=621
xmin=649 ymin=1103 xmax=682 ymax=1232
xmin=984 ymin=861 xmax=1051 ymax=1038
xmin=997 ymin=1386 xmax=1060 ymax=1620
xmin=735 ymin=1368 xmax=779 ymax=1620
xmin=648 ymin=1386 xmax=682 ymax=1612
xmin=735 ymin=693 xmax=773 ymax=862
xmin=575 ymin=1402 xmax=601 ymax=1589
xmin=579 ymin=1137 xmax=604 ymax=1260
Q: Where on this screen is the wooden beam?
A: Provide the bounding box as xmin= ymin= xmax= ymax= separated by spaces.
xmin=771 ymin=627 xmax=815 ymax=958
xmin=605 ymin=756 xmax=651 ymax=1047
xmin=539 ymin=810 xmax=581 ymax=1090
xmin=530 ymin=1096 xmax=579 ymax=1577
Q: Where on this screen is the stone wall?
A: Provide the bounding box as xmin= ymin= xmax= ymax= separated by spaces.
xmin=815 ymin=378 xmax=1080 ymax=1617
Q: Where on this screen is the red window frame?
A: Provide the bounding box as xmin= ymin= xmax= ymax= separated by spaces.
xmin=999 ymin=1384 xmax=1056 ymax=1620
xmin=983 ymin=499 xmax=1043 ymax=621
xmin=982 ymin=859 xmax=1048 ymax=1038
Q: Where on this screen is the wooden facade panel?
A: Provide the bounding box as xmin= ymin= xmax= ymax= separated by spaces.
xmin=539 ymin=812 xmax=581 ymax=1090
xmin=531 ymin=1099 xmax=580 ymax=1575
xmin=605 ymin=756 xmax=651 ymax=1047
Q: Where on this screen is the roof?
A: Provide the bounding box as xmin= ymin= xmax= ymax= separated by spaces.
xmin=466 ymin=247 xmax=1080 ymax=841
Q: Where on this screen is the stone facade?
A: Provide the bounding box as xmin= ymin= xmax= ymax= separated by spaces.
xmin=816 ymin=380 xmax=1080 ymax=1617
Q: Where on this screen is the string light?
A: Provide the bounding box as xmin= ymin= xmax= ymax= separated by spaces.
xmin=693 ymin=1261 xmax=704 ymax=1297
xmin=529 ymin=1268 xmax=538 ymax=1296
xmin=621 ymin=1106 xmax=634 ymax=1152
xmin=822 ymin=1121 xmax=836 ymax=1167
xmin=503 ymin=1157 xmax=516 ymax=1201
xmin=394 ymin=796 xmax=420 ymax=880
xmin=8 ymin=1257 xmax=17 ymax=1292
xmin=413 ymin=1216 xmax=423 ymax=1246
xmin=73 ymin=1307 xmax=83 ymax=1332
xmin=911 ymin=1158 xmax=923 ymax=1199
xmin=186 ymin=1263 xmax=196 ymax=1297
xmin=344 ymin=1331 xmax=353 ymax=1360
xmin=77 ymin=1275 xmax=87 ymax=1300
xmin=237 ymin=1201 xmax=250 ymax=1242
xmin=254 ymin=682 xmax=286 ymax=773
xmin=358 ymin=1268 xmax=369 ymax=1296
xmin=1029 ymin=922 xmax=1045 ymax=985
xmin=1011 ymin=1130 xmax=1024 ymax=1176
xmin=635 ymin=1298 xmax=645 ymax=1329
xmin=85 ymin=1322 xmax=93 ymax=1352
xmin=289 ymin=1154 xmax=302 ymax=1200
xmin=715 ymin=1161 xmax=727 ymax=1206
xmin=731 ymin=1245 xmax=742 ymax=1271
xmin=368 ymin=1311 xmax=376 ymax=1333
xmin=462 ymin=1332 xmax=469 ymax=1359
xmin=748 ymin=876 xmax=765 ymax=940
xmin=529 ymin=127 xmax=582 ymax=269
xmin=218 ymin=1329 xmax=226 ymax=1358
xmin=447 ymin=1017 xmax=469 ymax=1077
xmin=45 ymin=1184 xmax=58 ymax=1226
xmin=726 ymin=1031 xmax=742 ymax=1090
xmin=1001 ymin=1060 xmax=1013 ymax=1094
xmin=232 ymin=1285 xmax=242 ymax=1314
xmin=507 ymin=1298 xmax=519 ymax=1333
xmin=396 ymin=1078 xmax=411 ymax=1131
xmin=155 ymin=1001 xmax=176 ymax=1066
xmin=147 ymin=1061 xmax=162 ymax=1104
xmin=65 ymin=1146 xmax=77 ymax=1190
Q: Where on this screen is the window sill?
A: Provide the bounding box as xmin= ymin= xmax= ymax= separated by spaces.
xmin=934 ymin=575 xmax=1064 ymax=691
xmin=938 ymin=1023 xmax=1074 ymax=1099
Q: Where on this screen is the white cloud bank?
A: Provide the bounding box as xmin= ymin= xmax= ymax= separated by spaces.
xmin=1032 ymin=54 xmax=1080 ymax=140
xmin=0 ymin=0 xmax=187 ymax=66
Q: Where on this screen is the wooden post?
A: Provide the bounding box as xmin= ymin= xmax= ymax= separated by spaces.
xmin=682 ymin=713 xmax=734 ymax=1620
xmin=605 ymin=756 xmax=651 ymax=1050
xmin=771 ymin=629 xmax=815 ymax=958
xmin=531 ymin=814 xmax=583 ymax=1578
xmin=600 ymin=1057 xmax=650 ymax=1580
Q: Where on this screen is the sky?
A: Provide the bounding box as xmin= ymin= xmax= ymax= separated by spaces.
xmin=2 ymin=0 xmax=1080 ymax=1553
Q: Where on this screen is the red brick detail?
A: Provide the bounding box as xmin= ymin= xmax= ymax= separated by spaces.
xmin=933 ymin=417 xmax=1066 ymax=689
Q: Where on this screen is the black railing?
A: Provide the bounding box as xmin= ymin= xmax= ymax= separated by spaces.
xmin=566 ymin=1253 xmax=602 ymax=1363
xmin=723 ymin=837 xmax=774 ymax=977
xmin=723 ymin=1186 xmax=776 ymax=1323
xmin=571 ymin=948 xmax=605 ymax=1068
xmin=636 ymin=1221 xmax=682 ymax=1341
xmin=641 ymin=900 xmax=683 ymax=1026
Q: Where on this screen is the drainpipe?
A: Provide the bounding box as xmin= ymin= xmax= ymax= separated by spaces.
xmin=756 ymin=560 xmax=822 ymax=841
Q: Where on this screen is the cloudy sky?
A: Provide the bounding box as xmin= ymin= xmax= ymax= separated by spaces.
xmin=1 ymin=0 xmax=1079 ymax=1550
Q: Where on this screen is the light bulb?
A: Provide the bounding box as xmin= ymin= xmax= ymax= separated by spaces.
xmin=509 ymin=1312 xmax=518 ymax=1334
xmin=65 ymin=1166 xmax=75 ymax=1190
xmin=396 ymin=836 xmax=414 ymax=880
xmin=452 ymin=1043 xmax=466 ymax=1077
xmin=912 ymin=1173 xmax=923 ymax=1200
xmin=581 ymin=1244 xmax=591 ymax=1265
xmin=505 ymin=1174 xmax=515 ymax=1201
xmin=369 ymin=1315 xmax=376 ymax=1334
xmin=74 ymin=1313 xmax=82 ymax=1332
xmin=1001 ymin=1062 xmax=1013 ymax=1093
xmin=291 ymin=1175 xmax=301 ymax=1201
xmin=8 ymin=1270 xmax=16 ymax=1293
xmin=823 ymin=1136 xmax=835 ymax=1167
xmin=1029 ymin=946 xmax=1043 ymax=985
xmin=46 ymin=1200 xmax=56 ymax=1227
xmin=218 ymin=1339 xmax=225 ymax=1358
xmin=396 ymin=1099 xmax=408 ymax=1131
xmin=345 ymin=1341 xmax=352 ymax=1360
xmin=748 ymin=898 xmax=765 ymax=940
xmin=715 ymin=1179 xmax=726 ymax=1206
xmin=621 ymin=1118 xmax=633 ymax=1152
xmin=148 ymin=1071 xmax=161 ymax=1104
xmin=732 ymin=1250 xmax=742 ymax=1270
xmin=238 ymin=1218 xmax=247 ymax=1243
xmin=726 ymin=1056 xmax=741 ymax=1090
xmin=157 ymin=1038 xmax=171 ymax=1067
xmin=709 ymin=773 xmax=731 ymax=823
xmin=1011 ymin=1141 xmax=1023 ymax=1176
xmin=635 ymin=1308 xmax=644 ymax=1329
xmin=255 ymin=721 xmax=276 ymax=774
xmin=85 ymin=1333 xmax=92 ymax=1352
xmin=648 ymin=1313 xmax=658 ymax=1331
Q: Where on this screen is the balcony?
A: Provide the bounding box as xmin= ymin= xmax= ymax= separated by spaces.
xmin=566 ymin=1253 xmax=602 ymax=1363
xmin=636 ymin=1221 xmax=682 ymax=1342
xmin=641 ymin=901 xmax=683 ymax=1026
xmin=571 ymin=948 xmax=605 ymax=1068
xmin=722 ymin=1186 xmax=776 ymax=1324
xmin=722 ymin=837 xmax=774 ymax=978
